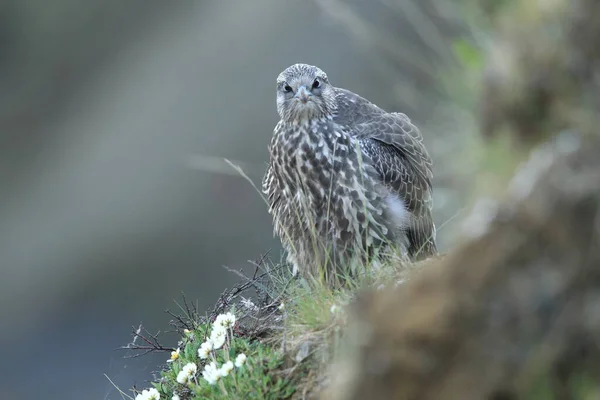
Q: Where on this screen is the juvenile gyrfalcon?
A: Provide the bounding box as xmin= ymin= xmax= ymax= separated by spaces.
xmin=263 ymin=63 xmax=436 ymax=281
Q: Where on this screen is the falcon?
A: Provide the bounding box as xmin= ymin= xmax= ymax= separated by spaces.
xmin=262 ymin=63 xmax=436 ymax=281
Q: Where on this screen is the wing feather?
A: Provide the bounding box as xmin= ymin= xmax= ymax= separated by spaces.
xmin=333 ymin=88 xmax=437 ymax=259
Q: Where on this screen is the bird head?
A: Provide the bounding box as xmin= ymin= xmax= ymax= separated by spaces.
xmin=276 ymin=64 xmax=337 ymax=122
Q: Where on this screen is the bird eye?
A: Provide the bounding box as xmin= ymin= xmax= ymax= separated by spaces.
xmin=312 ymin=79 xmax=320 ymax=89
xmin=284 ymin=85 xmax=293 ymax=93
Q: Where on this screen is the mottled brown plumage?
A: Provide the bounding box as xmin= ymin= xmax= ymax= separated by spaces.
xmin=263 ymin=64 xmax=436 ymax=280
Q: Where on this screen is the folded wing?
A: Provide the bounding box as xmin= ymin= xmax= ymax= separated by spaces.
xmin=334 ymin=88 xmax=437 ymax=259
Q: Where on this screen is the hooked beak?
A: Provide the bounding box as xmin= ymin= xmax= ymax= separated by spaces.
xmin=295 ymin=86 xmax=311 ymax=104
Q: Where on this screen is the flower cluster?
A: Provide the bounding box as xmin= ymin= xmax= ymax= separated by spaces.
xmin=167 ymin=311 xmax=249 ymax=394
xmin=195 ymin=312 xmax=248 ymax=386
xmin=135 ymin=387 xmax=160 ymax=400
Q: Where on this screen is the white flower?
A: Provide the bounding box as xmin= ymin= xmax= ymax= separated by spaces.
xmin=214 ymin=312 xmax=236 ymax=329
xmin=146 ymin=388 xmax=160 ymax=400
xmin=175 ymin=371 xmax=187 ymax=384
xmin=235 ymin=353 xmax=247 ymax=368
xmin=278 ymin=302 xmax=285 ymax=311
xmin=135 ymin=388 xmax=160 ymax=400
xmin=182 ymin=362 xmax=197 ymax=376
xmin=167 ymin=348 xmax=180 ymax=363
xmin=135 ymin=391 xmax=146 ymax=400
xmin=212 ymin=324 xmax=227 ymax=337
xmin=210 ymin=325 xmax=227 ymax=349
xmin=202 ymin=361 xmax=221 ymax=385
xmin=198 ymin=340 xmax=212 ymax=359
xmin=211 ymin=333 xmax=226 ymax=349
xmin=172 ymin=395 xmax=180 ymax=400
xmin=330 ymin=304 xmax=339 ymax=314
xmin=220 ymin=360 xmax=234 ymax=377
xmin=176 ymin=362 xmax=197 ymax=384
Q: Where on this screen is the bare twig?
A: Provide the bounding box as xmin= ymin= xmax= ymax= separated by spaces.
xmin=117 ymin=324 xmax=174 ymax=359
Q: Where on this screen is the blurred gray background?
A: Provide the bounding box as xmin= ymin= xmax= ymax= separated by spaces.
xmin=0 ymin=1 xmax=472 ymax=398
